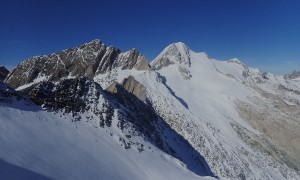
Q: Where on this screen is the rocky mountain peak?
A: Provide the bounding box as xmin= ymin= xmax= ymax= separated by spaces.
xmin=151 ymin=42 xmax=191 ymax=70
xmin=5 ymin=39 xmax=150 ymax=89
xmin=77 ymin=39 xmax=103 ymax=48
xmin=0 ymin=66 xmax=9 ymax=82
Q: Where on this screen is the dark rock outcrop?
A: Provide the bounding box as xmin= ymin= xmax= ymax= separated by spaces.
xmin=0 ymin=82 xmax=29 ymax=103
xmin=22 ymin=76 xmax=168 ymax=151
xmin=23 ymin=77 xmax=97 ymax=113
xmin=0 ymin=66 xmax=9 ymax=82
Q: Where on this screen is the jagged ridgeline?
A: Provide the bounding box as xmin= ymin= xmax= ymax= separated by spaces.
xmin=2 ymin=39 xmax=300 ymax=179
xmin=6 ymin=39 xmax=150 ymax=89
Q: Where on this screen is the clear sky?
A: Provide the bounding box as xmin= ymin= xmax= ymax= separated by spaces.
xmin=0 ymin=0 xmax=299 ymax=74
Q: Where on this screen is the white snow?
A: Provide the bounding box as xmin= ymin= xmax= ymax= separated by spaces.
xmin=134 ymin=44 xmax=299 ymax=179
xmin=16 ymin=75 xmax=49 ymax=91
xmin=0 ymin=100 xmax=213 ymax=180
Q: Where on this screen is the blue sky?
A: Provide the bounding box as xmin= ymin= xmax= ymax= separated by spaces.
xmin=0 ymin=0 xmax=299 ymax=74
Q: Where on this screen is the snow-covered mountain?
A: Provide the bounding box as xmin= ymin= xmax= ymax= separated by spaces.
xmin=1 ymin=39 xmax=300 ymax=179
xmin=0 ymin=79 xmax=214 ymax=180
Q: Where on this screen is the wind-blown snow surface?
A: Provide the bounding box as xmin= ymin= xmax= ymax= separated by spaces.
xmin=0 ymin=93 xmax=213 ymax=179
xmin=93 ymin=42 xmax=300 ymax=179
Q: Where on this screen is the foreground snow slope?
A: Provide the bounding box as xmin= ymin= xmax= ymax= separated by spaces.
xmin=0 ymin=83 xmax=213 ymax=180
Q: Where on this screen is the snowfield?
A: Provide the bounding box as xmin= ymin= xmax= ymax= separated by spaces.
xmin=0 ymin=99 xmax=213 ymax=180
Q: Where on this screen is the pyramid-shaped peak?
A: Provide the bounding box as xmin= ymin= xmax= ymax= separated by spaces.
xmin=166 ymin=42 xmax=190 ymax=52
xmin=159 ymin=42 xmax=191 ymax=57
xmin=151 ymin=42 xmax=192 ymax=70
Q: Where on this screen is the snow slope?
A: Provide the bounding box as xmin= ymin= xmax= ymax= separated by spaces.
xmin=93 ymin=42 xmax=300 ymax=179
xmin=0 ymin=83 xmax=214 ymax=180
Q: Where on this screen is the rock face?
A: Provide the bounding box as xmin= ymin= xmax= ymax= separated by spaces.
xmin=23 ymin=77 xmax=98 ymax=113
xmin=151 ymin=42 xmax=191 ymax=70
xmin=285 ymin=71 xmax=300 ymax=80
xmin=107 ymin=75 xmax=146 ymax=101
xmin=0 ymin=66 xmax=9 ymax=82
xmin=120 ymin=76 xmax=147 ymax=101
xmin=106 ymin=76 xmax=147 ymax=101
xmin=150 ymin=42 xmax=196 ymax=80
xmin=6 ymin=39 xmax=150 ymax=89
xmin=116 ymin=49 xmax=150 ymax=71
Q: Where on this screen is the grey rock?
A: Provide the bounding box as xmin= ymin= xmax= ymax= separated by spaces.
xmin=278 ymin=84 xmax=300 ymax=95
xmin=106 ymin=75 xmax=147 ymax=101
xmin=133 ymin=57 xmax=150 ymax=71
xmin=285 ymin=71 xmax=300 ymax=80
xmin=151 ymin=42 xmax=191 ymax=70
xmin=115 ymin=49 xmax=150 ymax=71
xmin=235 ymin=89 xmax=300 ymax=171
xmin=6 ymin=39 xmax=150 ymax=89
xmin=106 ymin=82 xmax=119 ymax=94
xmin=178 ymin=66 xmax=192 ymax=80
xmin=151 ymin=57 xmax=174 ymax=70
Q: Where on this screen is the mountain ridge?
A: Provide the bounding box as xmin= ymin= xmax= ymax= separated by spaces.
xmin=5 ymin=39 xmax=150 ymax=89
xmin=5 ymin=39 xmax=298 ymax=89
xmin=1 ymin=39 xmax=300 ymax=179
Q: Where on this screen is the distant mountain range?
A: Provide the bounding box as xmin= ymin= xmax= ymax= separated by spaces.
xmin=1 ymin=39 xmax=299 ymax=180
